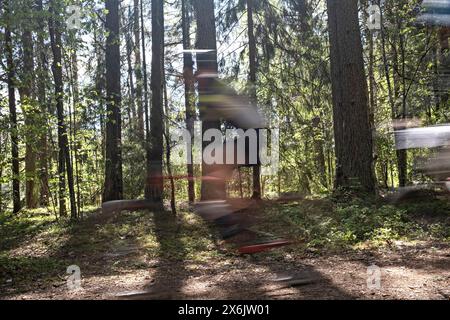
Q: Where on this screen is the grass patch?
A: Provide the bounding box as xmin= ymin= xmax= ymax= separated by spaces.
xmin=0 ymin=254 xmax=64 ymax=283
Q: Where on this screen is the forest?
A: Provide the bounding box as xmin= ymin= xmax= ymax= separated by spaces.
xmin=0 ymin=0 xmax=449 ymax=300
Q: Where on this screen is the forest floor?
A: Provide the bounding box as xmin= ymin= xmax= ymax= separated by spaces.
xmin=0 ymin=197 xmax=449 ymax=300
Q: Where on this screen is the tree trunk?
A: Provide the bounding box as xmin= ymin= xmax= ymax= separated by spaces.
xmin=94 ymin=28 xmax=107 ymax=204
xmin=182 ymin=0 xmax=196 ymax=203
xmin=70 ymin=47 xmax=82 ymax=216
xmin=397 ymin=17 xmax=408 ymax=187
xmin=36 ymin=0 xmax=49 ymax=207
xmin=5 ymin=0 xmax=21 ymax=213
xmin=247 ymin=0 xmax=261 ymax=200
xmin=146 ymin=0 xmax=164 ymax=204
xmin=49 ymin=0 xmax=77 ymax=219
xmin=125 ymin=8 xmax=136 ymax=131
xmin=379 ymin=4 xmax=405 ymax=188
xmin=134 ymin=0 xmax=145 ymax=139
xmin=20 ymin=4 xmax=39 ymax=209
xmin=193 ymin=0 xmax=226 ymax=201
xmin=103 ymin=0 xmax=123 ymax=202
xmin=312 ymin=118 xmax=327 ymax=188
xmin=326 ymin=0 xmax=375 ymax=193
xmin=163 ymin=68 xmax=177 ymax=215
xmin=365 ymin=1 xmax=378 ymax=188
xmin=0 ymin=138 xmax=2 ymax=211
xmin=0 ymin=134 xmax=3 ymax=210
xmin=140 ymin=0 xmax=152 ymax=200
xmin=438 ymin=27 xmax=450 ymax=110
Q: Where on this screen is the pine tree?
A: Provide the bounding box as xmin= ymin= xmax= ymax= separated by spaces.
xmin=327 ymin=0 xmax=375 ymax=193
xmin=103 ymin=0 xmax=124 ymax=202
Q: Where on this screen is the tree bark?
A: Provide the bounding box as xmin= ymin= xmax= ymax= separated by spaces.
xmin=146 ymin=0 xmax=164 ymax=204
xmin=70 ymin=47 xmax=82 ymax=216
xmin=103 ymin=0 xmax=124 ymax=202
xmin=368 ymin=33 xmax=376 ymax=132
xmin=49 ymin=0 xmax=77 ymax=219
xmin=326 ymin=0 xmax=375 ymax=193
xmin=140 ymin=0 xmax=151 ymax=199
xmin=247 ymin=0 xmax=262 ymax=200
xmin=36 ymin=0 xmax=49 ymax=207
xmin=193 ymin=0 xmax=226 ymax=201
xmin=0 ymin=134 xmax=3 ymax=210
xmin=163 ymin=68 xmax=177 ymax=214
xmin=396 ymin=17 xmax=408 ymax=187
xmin=312 ymin=118 xmax=327 ymax=188
xmin=20 ymin=2 xmax=38 ymax=208
xmin=125 ymin=8 xmax=136 ymax=130
xmin=438 ymin=27 xmax=450 ymax=110
xmin=5 ymin=0 xmax=21 ymax=213
xmin=182 ymin=0 xmax=196 ymax=203
xmin=134 ymin=0 xmax=145 ymax=139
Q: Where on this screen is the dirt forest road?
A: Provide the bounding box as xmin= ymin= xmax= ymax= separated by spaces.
xmin=1 ymin=204 xmax=449 ymax=300
xmin=3 ymin=241 xmax=450 ymax=300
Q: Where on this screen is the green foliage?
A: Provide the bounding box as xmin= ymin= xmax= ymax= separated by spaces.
xmin=335 ymin=204 xmax=417 ymax=242
xmin=0 ymin=254 xmax=64 ymax=285
xmin=122 ymin=139 xmax=146 ymax=199
xmin=263 ymin=198 xmax=449 ymax=251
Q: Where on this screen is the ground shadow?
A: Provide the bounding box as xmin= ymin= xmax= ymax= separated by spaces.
xmin=118 ymin=200 xmax=357 ymax=300
xmin=126 ymin=211 xmax=189 ymax=299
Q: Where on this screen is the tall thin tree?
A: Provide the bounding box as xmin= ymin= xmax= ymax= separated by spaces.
xmin=20 ymin=0 xmax=38 ymax=208
xmin=182 ymin=0 xmax=196 ymax=203
xmin=247 ymin=0 xmax=261 ymax=199
xmin=125 ymin=7 xmax=137 ymax=130
xmin=140 ymin=0 xmax=152 ymax=199
xmin=134 ymin=0 xmax=145 ymax=139
xmin=5 ymin=0 xmax=21 ymax=213
xmin=36 ymin=0 xmax=49 ymax=206
xmin=49 ymin=0 xmax=77 ymax=218
xmin=146 ymin=0 xmax=164 ymax=204
xmin=103 ymin=0 xmax=124 ymax=202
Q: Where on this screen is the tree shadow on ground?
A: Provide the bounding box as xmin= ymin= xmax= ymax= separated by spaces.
xmin=116 ymin=210 xmax=190 ymax=300
xmin=219 ymin=254 xmax=356 ymax=300
xmin=118 ymin=202 xmax=356 ymax=300
xmin=370 ymin=242 xmax=450 ymax=272
xmin=4 ymin=199 xmax=447 ymax=300
xmin=0 ymin=208 xmax=157 ymax=297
